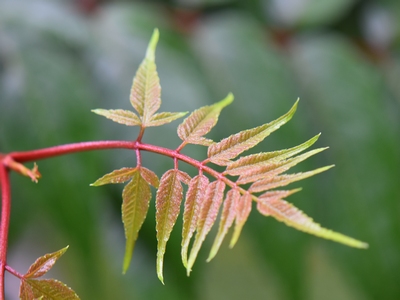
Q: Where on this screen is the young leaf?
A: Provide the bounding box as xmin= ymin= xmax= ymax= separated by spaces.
xmin=230 ymin=193 xmax=252 ymax=248
xmin=90 ymin=167 xmax=138 ymax=186
xmin=207 ymin=188 xmax=240 ymax=262
xmin=130 ymin=29 xmax=162 ymax=126
xmin=257 ymin=189 xmax=302 ymax=206
xmin=249 ymin=165 xmax=334 ymax=193
xmin=147 ymin=111 xmax=188 ymax=127
xmin=225 ymin=134 xmax=321 ymax=176
xmin=236 ymin=147 xmax=328 ymax=185
xmin=20 ymin=279 xmax=80 ymax=300
xmin=156 ymin=169 xmax=190 ymax=283
xmin=91 ymin=109 xmax=141 ymax=126
xmin=122 ymin=170 xmax=152 ymax=274
xmin=177 ymin=93 xmax=233 ymax=146
xmin=24 ymin=246 xmax=69 ymax=279
xmin=187 ymin=180 xmax=225 ymax=275
xmin=207 ymin=100 xmax=298 ymax=166
xmin=181 ymin=174 xmax=209 ymax=268
xmin=257 ymin=197 xmax=368 ymax=248
xmin=139 ymin=167 xmax=159 ymax=188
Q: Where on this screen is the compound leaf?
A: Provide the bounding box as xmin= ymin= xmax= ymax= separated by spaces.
xmin=20 ymin=279 xmax=80 ymax=300
xmin=181 ymin=174 xmax=209 ymax=268
xmin=257 ymin=196 xmax=368 ymax=248
xmin=208 ymin=100 xmax=298 ymax=166
xmin=91 ymin=109 xmax=141 ymax=126
xmin=187 ymin=180 xmax=225 ymax=275
xmin=122 ymin=169 xmax=152 ymax=274
xmin=25 ymin=246 xmax=69 ymax=279
xmin=130 ymin=28 xmax=161 ymax=126
xmin=177 ymin=93 xmax=233 ymax=146
xmin=156 ymin=169 xmax=189 ymax=283
xmin=208 ymin=188 xmax=240 ymax=262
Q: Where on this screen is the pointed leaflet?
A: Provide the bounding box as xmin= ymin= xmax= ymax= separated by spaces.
xmin=257 ymin=197 xmax=368 ymax=248
xmin=207 ymin=188 xmax=240 ymax=262
xmin=208 ymin=100 xmax=298 ymax=166
xmin=237 ymin=147 xmax=328 ymax=185
xmin=177 ymin=93 xmax=233 ymax=146
xmin=130 ymin=29 xmax=161 ymax=125
xmin=249 ymin=165 xmax=334 ymax=193
xmin=91 ymin=109 xmax=141 ymax=126
xmin=225 ymin=134 xmax=321 ymax=176
xmin=24 ymin=246 xmax=69 ymax=279
xmin=122 ymin=169 xmax=154 ymax=274
xmin=181 ymin=174 xmax=209 ymax=268
xmin=156 ymin=169 xmax=190 ymax=283
xmin=147 ymin=112 xmax=188 ymax=127
xmin=20 ymin=279 xmax=80 ymax=300
xmin=230 ymin=193 xmax=252 ymax=248
xmin=90 ymin=167 xmax=138 ymax=186
xmin=187 ymin=180 xmax=225 ymax=275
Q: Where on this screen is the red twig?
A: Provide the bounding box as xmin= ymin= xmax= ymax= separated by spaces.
xmin=0 ymin=164 xmax=11 ymax=300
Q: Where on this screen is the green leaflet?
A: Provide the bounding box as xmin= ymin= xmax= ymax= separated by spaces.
xmin=147 ymin=111 xmax=188 ymax=127
xmin=207 ymin=100 xmax=298 ymax=166
xmin=156 ymin=169 xmax=190 ymax=283
xmin=177 ymin=93 xmax=233 ymax=146
xmin=187 ymin=180 xmax=225 ymax=275
xmin=256 ymin=197 xmax=368 ymax=249
xmin=90 ymin=167 xmax=138 ymax=186
xmin=122 ymin=170 xmax=153 ymax=274
xmin=91 ymin=109 xmax=141 ymax=126
xmin=20 ymin=279 xmax=80 ymax=300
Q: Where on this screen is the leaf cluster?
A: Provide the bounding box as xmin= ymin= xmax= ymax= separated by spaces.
xmin=92 ymin=29 xmax=368 ymax=284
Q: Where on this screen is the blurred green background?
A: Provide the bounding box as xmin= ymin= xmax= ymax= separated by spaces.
xmin=1 ymin=0 xmax=399 ymax=299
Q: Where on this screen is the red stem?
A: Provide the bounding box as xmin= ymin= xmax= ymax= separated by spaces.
xmin=0 ymin=164 xmax=11 ymax=300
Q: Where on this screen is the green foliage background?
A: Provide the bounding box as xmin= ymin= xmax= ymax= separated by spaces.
xmin=1 ymin=0 xmax=399 ymax=299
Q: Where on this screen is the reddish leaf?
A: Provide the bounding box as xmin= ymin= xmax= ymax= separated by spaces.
xmin=257 ymin=197 xmax=368 ymax=248
xmin=177 ymin=94 xmax=233 ymax=146
xmin=181 ymin=174 xmax=209 ymax=268
xmin=224 ymin=134 xmax=321 ymax=176
xmin=249 ymin=166 xmax=334 ymax=193
xmin=91 ymin=109 xmax=141 ymax=126
xmin=20 ymin=279 xmax=80 ymax=300
xmin=207 ymin=188 xmax=240 ymax=261
xmin=25 ymin=246 xmax=69 ymax=279
xmin=230 ymin=193 xmax=252 ymax=248
xmin=187 ymin=180 xmax=225 ymax=275
xmin=139 ymin=167 xmax=159 ymax=188
xmin=90 ymin=167 xmax=138 ymax=186
xmin=155 ymin=169 xmax=189 ymax=283
xmin=208 ymin=101 xmax=298 ymax=166
xmin=122 ymin=170 xmax=152 ymax=273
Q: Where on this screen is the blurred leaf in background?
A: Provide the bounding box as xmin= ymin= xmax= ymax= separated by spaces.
xmin=1 ymin=0 xmax=399 ymax=299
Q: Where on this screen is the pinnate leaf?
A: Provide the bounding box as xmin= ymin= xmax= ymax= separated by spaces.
xmin=25 ymin=247 xmax=69 ymax=279
xmin=187 ymin=180 xmax=225 ymax=275
xmin=91 ymin=109 xmax=141 ymax=126
xmin=208 ymin=100 xmax=298 ymax=165
xmin=20 ymin=279 xmax=80 ymax=300
xmin=90 ymin=167 xmax=138 ymax=186
xmin=156 ymin=169 xmax=190 ymax=283
xmin=181 ymin=174 xmax=209 ymax=268
xmin=177 ymin=93 xmax=233 ymax=146
xmin=257 ymin=196 xmax=368 ymax=248
xmin=225 ymin=133 xmax=321 ymax=176
xmin=207 ymin=188 xmax=240 ymax=262
xmin=230 ymin=193 xmax=252 ymax=248
xmin=130 ymin=29 xmax=161 ymax=126
xmin=147 ymin=111 xmax=188 ymax=127
xmin=122 ymin=169 xmax=153 ymax=273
